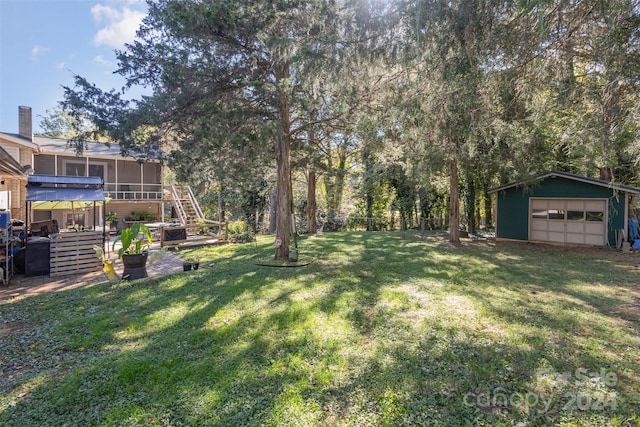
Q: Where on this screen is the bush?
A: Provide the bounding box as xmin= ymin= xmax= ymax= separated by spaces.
xmin=126 ymin=211 xmax=158 ymax=222
xmin=227 ymin=219 xmax=248 ymax=235
xmin=228 ymin=231 xmax=253 ymax=243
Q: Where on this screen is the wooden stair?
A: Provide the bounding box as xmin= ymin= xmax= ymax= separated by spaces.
xmin=164 ymin=185 xmax=227 ymax=240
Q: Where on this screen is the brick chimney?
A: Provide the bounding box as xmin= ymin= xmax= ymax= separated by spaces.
xmin=18 ymin=106 xmax=32 ymax=141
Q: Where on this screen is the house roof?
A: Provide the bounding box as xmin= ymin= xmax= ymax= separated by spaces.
xmin=0 ymin=131 xmax=164 ymax=162
xmin=0 ymin=145 xmax=28 ymax=176
xmin=0 ymin=132 xmax=39 ymax=149
xmin=33 ymin=136 xmax=164 ymax=161
xmin=487 ymin=170 xmax=640 ymax=195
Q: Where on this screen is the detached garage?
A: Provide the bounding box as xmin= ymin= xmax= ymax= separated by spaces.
xmin=488 ymin=171 xmax=640 ymax=247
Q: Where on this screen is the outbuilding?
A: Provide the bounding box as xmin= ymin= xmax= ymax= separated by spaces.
xmin=488 ymin=171 xmax=640 ymax=247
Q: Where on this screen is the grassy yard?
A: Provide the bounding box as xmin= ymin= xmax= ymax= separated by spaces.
xmin=1 ymin=231 xmax=639 ymax=426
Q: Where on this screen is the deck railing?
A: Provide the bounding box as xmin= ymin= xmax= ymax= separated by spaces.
xmin=104 ymin=182 xmax=163 ymax=200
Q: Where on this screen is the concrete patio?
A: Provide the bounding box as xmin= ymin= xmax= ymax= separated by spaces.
xmin=0 ymin=251 xmax=186 ymax=300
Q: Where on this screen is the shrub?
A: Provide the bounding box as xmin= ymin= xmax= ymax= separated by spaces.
xmin=228 ymin=231 xmax=253 ymax=243
xmin=227 ymin=219 xmax=248 ymax=235
xmin=126 ymin=211 xmax=158 ymax=222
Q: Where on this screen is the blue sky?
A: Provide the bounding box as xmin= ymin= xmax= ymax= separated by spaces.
xmin=0 ymin=0 xmax=148 ymax=134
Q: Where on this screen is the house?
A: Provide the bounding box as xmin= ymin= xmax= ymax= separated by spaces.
xmin=0 ymin=106 xmax=165 ymax=230
xmin=488 ymin=171 xmax=640 ymax=247
xmin=32 ymin=136 xmax=164 ymax=229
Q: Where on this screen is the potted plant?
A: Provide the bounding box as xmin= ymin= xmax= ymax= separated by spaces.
xmin=112 ymin=223 xmax=165 ymax=280
xmin=106 ymin=212 xmax=119 ymax=232
xmin=182 ymin=256 xmax=200 ymax=271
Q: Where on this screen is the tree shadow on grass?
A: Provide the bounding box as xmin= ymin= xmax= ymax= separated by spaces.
xmin=1 ymin=231 xmax=638 ymax=425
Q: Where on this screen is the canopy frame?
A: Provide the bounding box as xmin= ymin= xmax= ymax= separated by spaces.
xmin=25 ymin=174 xmax=107 ymax=249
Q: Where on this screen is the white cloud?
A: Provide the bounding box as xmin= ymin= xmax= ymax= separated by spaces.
xmin=30 ymin=45 xmax=50 ymax=62
xmin=92 ymin=1 xmax=146 ymax=48
xmin=93 ymin=55 xmax=113 ymax=67
xmin=56 ymin=62 xmax=65 ymax=70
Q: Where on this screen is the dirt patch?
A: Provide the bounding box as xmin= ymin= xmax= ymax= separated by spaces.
xmin=615 ymin=303 xmax=640 ymax=321
xmin=0 ymin=321 xmax=30 ymax=338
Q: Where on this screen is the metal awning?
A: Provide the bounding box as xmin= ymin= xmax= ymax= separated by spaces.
xmin=24 ymin=175 xmax=108 ymax=254
xmin=26 ymin=187 xmax=105 ymax=202
xmin=26 ymin=175 xmax=105 ymax=202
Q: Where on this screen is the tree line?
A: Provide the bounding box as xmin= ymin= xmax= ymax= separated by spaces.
xmin=56 ymin=0 xmax=640 ymax=259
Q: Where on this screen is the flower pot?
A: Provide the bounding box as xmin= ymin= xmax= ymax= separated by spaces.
xmin=193 ymin=262 xmax=200 ymax=270
xmin=183 ymin=262 xmax=192 ymax=272
xmin=122 ymin=252 xmax=148 ymax=280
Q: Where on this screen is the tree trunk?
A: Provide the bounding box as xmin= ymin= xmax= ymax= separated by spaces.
xmin=482 ymin=178 xmax=492 ymax=230
xmin=268 ymin=187 xmax=277 ymax=234
xmin=307 ymin=169 xmax=317 ymax=233
xmin=275 ymin=130 xmax=293 ymax=260
xmin=324 ymin=141 xmax=348 ymax=228
xmin=449 ymin=156 xmax=461 ymax=243
xmin=465 ymin=171 xmax=476 ymax=235
xmin=363 ymin=147 xmax=374 ymax=231
xmin=274 ymin=61 xmax=293 ymax=260
xmin=218 ymin=188 xmax=225 ymax=222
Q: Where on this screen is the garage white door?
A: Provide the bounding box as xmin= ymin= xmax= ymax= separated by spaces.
xmin=530 ymin=199 xmax=607 ymax=245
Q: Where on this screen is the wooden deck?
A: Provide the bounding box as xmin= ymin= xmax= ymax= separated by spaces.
xmin=145 ymin=222 xmax=227 ymax=249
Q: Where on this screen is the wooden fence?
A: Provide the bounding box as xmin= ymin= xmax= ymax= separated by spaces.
xmin=49 ymin=231 xmax=103 ymax=277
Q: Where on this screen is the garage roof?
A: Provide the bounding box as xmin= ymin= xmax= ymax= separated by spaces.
xmin=487 ymin=171 xmax=640 ymax=195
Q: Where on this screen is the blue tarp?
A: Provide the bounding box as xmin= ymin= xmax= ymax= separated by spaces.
xmin=629 ymin=217 xmax=639 ymax=241
xmin=26 ymin=187 xmax=105 ymax=202
xmin=26 ymin=175 xmax=105 ymax=202
xmin=27 ymin=175 xmax=102 ymax=186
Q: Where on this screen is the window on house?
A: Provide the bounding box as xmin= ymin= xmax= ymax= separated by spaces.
xmin=65 ymin=162 xmax=85 ymax=176
xmin=63 ymin=162 xmax=105 ymax=180
xmin=88 ymin=164 xmax=104 ymax=179
xmin=66 ymin=213 xmax=85 ymax=227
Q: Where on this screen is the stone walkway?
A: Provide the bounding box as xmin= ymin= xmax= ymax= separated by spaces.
xmin=0 ymin=251 xmax=186 ymax=300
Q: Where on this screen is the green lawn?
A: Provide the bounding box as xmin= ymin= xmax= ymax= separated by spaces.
xmin=1 ymin=232 xmax=639 ymax=426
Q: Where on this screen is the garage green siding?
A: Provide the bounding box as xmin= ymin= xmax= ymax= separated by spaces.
xmin=495 ymin=176 xmax=627 ymax=246
xmin=495 ymin=190 xmax=530 ymax=241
